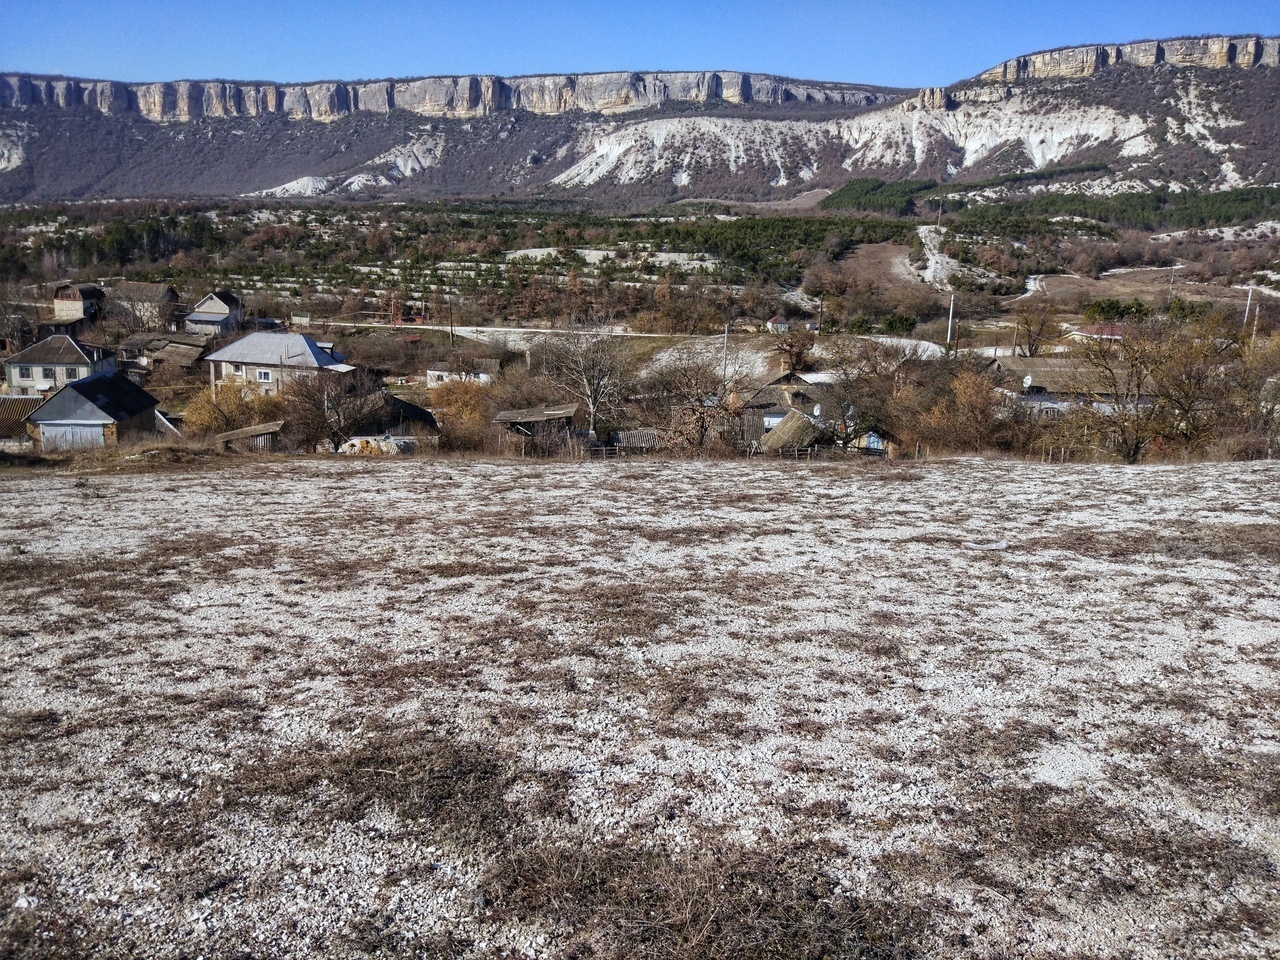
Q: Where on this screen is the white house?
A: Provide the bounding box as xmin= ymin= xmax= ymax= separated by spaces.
xmin=184 ymin=291 xmax=244 ymax=336
xmin=204 ymin=332 xmax=354 ymax=397
xmin=423 ymin=369 xmax=494 ymax=386
xmin=3 ymin=336 xmax=116 ymax=397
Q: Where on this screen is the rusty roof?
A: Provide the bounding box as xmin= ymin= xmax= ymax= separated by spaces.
xmin=493 ymin=403 xmax=578 ymax=424
xmin=0 ymin=396 xmax=41 ymax=439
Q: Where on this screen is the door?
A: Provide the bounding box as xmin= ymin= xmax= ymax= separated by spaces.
xmin=41 ymin=424 xmax=104 ymax=451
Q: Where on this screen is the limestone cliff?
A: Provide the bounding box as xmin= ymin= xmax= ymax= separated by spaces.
xmin=978 ymin=35 xmax=1280 ymax=83
xmin=0 ymin=70 xmax=896 ymax=122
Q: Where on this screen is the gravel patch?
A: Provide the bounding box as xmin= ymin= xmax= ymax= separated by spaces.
xmin=1 ymin=456 xmax=1278 ymax=958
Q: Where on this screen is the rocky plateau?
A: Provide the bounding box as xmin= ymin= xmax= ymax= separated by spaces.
xmin=0 ymin=34 xmax=1278 ymax=205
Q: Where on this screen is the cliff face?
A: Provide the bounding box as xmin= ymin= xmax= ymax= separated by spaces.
xmin=977 ymin=35 xmax=1280 ymax=83
xmin=0 ymin=70 xmax=895 ymax=122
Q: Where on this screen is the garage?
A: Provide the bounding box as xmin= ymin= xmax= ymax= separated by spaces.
xmin=39 ymin=423 xmax=106 ymax=451
xmin=26 ymin=372 xmax=160 ymax=454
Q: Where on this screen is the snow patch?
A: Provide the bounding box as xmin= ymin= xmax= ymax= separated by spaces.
xmin=247 ymin=176 xmax=332 ymax=198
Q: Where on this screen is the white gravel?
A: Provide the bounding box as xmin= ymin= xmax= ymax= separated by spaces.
xmin=1 ymin=456 xmax=1278 ymax=958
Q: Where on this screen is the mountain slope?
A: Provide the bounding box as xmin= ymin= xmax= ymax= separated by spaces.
xmin=1 ymin=35 xmax=1278 ymax=205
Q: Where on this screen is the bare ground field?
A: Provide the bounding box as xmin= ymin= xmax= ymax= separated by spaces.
xmin=1039 ymin=268 xmax=1264 ymax=312
xmin=2 ymin=457 xmax=1279 ymax=959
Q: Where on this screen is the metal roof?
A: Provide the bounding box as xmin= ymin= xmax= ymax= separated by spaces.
xmin=205 ymin=332 xmax=349 ymax=369
xmin=989 ymin=356 xmax=1114 ymax=396
xmin=0 ymin=396 xmax=41 ymax=439
xmin=152 ymin=344 xmax=204 ymax=367
xmin=29 ymin=372 xmax=158 ymax=424
xmin=214 ymin=421 xmax=285 ymax=443
xmin=493 ymin=403 xmax=578 ymax=424
xmin=185 ymin=311 xmax=233 ymax=324
xmin=5 ymin=335 xmax=104 ymax=366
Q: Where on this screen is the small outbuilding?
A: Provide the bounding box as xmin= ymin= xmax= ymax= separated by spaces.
xmin=184 ymin=291 xmax=245 ymax=336
xmin=26 ymin=372 xmax=160 ymax=452
xmin=493 ymin=403 xmax=578 ymax=437
xmin=0 ymin=396 xmax=42 ymax=452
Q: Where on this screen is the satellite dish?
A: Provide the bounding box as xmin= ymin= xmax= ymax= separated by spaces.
xmin=137 ymin=356 xmax=149 ymax=367
xmin=812 ymin=403 xmax=822 ymax=417
xmin=1022 ymin=375 xmax=1033 ymax=390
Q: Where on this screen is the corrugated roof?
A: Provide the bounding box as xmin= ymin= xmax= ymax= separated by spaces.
xmin=152 ymin=344 xmax=204 ymax=367
xmin=760 ymin=409 xmax=828 ymax=453
xmin=30 ymin=372 xmax=158 ymax=423
xmin=5 ymin=335 xmax=100 ymax=366
xmin=0 ymin=396 xmax=41 ymax=439
xmin=989 ymin=356 xmax=1113 ymax=395
xmin=205 ymin=332 xmax=349 ymax=369
xmin=185 ymin=311 xmax=233 ymax=324
xmin=493 ymin=403 xmax=578 ymax=424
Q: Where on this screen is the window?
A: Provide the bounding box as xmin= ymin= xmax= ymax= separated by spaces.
xmin=232 ymin=363 xmax=244 ymax=376
xmin=17 ymin=366 xmax=31 ymax=380
xmin=257 ymin=370 xmax=272 ymax=383
xmin=42 ymin=367 xmax=55 ymax=381
xmin=66 ymin=366 xmax=82 ymax=379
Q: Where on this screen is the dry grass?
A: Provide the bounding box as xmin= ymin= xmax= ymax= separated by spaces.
xmin=2 ymin=457 xmax=1279 ymax=958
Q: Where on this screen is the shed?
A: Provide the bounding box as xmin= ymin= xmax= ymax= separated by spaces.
xmin=213 ymin=420 xmax=285 ymax=453
xmin=493 ymin=403 xmax=578 ymax=436
xmin=0 ymin=396 xmax=42 ymax=452
xmin=758 ymin=409 xmax=830 ymax=454
xmin=27 ymin=372 xmax=159 ymax=452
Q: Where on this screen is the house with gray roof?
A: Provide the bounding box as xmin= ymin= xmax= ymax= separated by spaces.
xmin=26 ymin=372 xmax=163 ymax=452
xmin=109 ymin=281 xmax=181 ymax=329
xmin=204 ymin=332 xmax=353 ymax=397
xmin=184 ymin=291 xmax=244 ymax=336
xmin=4 ymin=336 xmax=116 ymax=397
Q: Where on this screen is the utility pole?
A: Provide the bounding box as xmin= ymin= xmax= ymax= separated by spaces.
xmin=946 ymin=294 xmax=956 ymax=355
xmin=1244 ymin=287 xmax=1254 ymax=337
xmin=722 ymin=318 xmax=730 ymax=390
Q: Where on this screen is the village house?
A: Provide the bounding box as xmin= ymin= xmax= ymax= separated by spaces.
xmin=42 ymin=283 xmax=105 ymax=338
xmin=203 ymin=331 xmax=354 ymax=397
xmin=988 ymin=355 xmax=1128 ymax=417
xmin=423 ymin=369 xmax=494 ymax=387
xmin=183 ymin=291 xmax=245 ymax=336
xmin=3 ymin=336 xmax=116 ymax=397
xmin=109 ymin=281 xmax=181 ymax=329
xmin=25 ymin=371 xmax=166 ymax=452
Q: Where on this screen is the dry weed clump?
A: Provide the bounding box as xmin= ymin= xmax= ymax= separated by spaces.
xmin=1032 ymin=522 xmax=1280 ymax=562
xmin=487 ymin=833 xmax=923 ymax=960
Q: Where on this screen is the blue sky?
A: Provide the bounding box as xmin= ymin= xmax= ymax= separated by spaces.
xmin=3 ymin=1 xmax=1280 ymax=87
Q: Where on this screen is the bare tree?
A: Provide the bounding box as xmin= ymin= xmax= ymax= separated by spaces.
xmin=771 ymin=328 xmax=816 ymax=376
xmin=538 ymin=333 xmax=633 ymax=439
xmin=1062 ymin=324 xmax=1164 ymax=463
xmin=281 ymin=369 xmax=389 ymax=451
xmin=1012 ymin=297 xmax=1061 ymax=357
xmin=639 ymin=345 xmax=758 ymax=449
xmin=0 ymin=281 xmax=28 ymax=346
